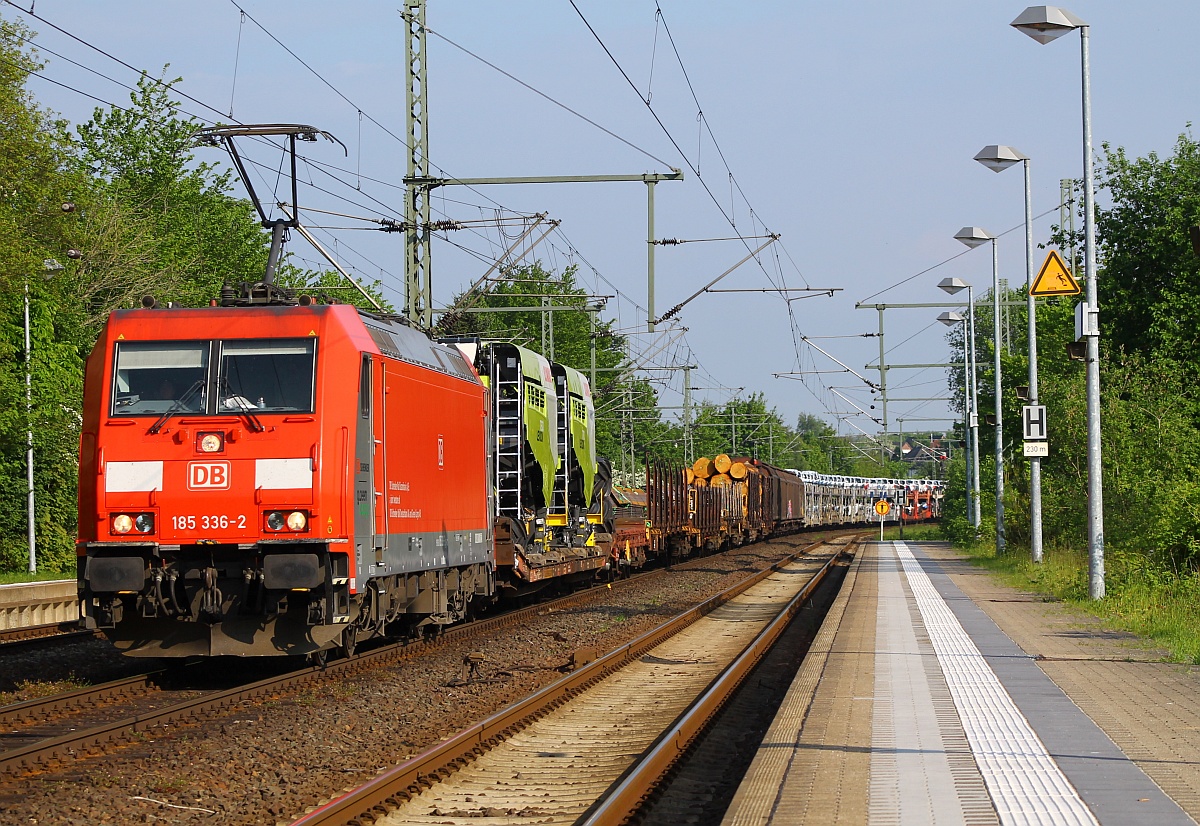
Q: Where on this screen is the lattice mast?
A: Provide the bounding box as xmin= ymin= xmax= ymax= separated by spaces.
xmin=403 ymin=0 xmax=433 ymax=326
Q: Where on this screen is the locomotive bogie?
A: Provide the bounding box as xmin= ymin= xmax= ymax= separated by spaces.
xmin=79 ymin=544 xmax=353 ymax=656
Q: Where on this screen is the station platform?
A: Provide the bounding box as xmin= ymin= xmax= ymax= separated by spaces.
xmin=722 ymin=541 xmax=1200 ymax=826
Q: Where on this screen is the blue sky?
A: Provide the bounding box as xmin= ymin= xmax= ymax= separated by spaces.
xmin=9 ymin=0 xmax=1199 ymax=442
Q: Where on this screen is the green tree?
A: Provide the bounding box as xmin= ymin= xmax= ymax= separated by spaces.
xmin=0 ymin=32 xmax=285 ymax=573
xmin=0 ymin=17 xmax=89 ymax=571
xmin=1093 ymin=131 xmax=1200 ymax=368
xmin=73 ymin=71 xmax=270 ymax=311
xmin=276 ymin=262 xmax=393 ymax=312
xmin=974 ymin=132 xmax=1200 ymax=575
xmin=438 ymin=262 xmax=643 ymax=467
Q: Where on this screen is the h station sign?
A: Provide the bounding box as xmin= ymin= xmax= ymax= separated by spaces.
xmin=1022 ymin=405 xmax=1048 ymax=458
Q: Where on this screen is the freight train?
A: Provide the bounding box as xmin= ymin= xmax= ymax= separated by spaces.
xmin=76 ymin=286 xmax=942 ymax=658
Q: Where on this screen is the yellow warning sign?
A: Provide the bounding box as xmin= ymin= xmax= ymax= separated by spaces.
xmin=1030 ymin=249 xmax=1081 ymax=297
xmin=874 ymin=499 xmax=891 ymax=516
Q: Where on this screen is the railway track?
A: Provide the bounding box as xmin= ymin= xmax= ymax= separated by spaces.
xmin=290 ymin=535 xmax=857 ymax=826
xmin=0 ymin=621 xmax=93 ymax=651
xmin=1 ymin=533 xmax=847 ymax=783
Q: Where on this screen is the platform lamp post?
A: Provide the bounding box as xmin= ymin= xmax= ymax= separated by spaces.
xmin=1012 ymin=4 xmax=1102 ymax=596
xmin=937 ymin=296 xmax=980 ymax=534
xmin=975 ymin=145 xmax=1043 ymax=564
xmin=26 ymin=256 xmax=66 ymax=574
xmin=952 ymin=228 xmax=1004 ymax=552
xmin=937 ymin=310 xmax=973 ymax=529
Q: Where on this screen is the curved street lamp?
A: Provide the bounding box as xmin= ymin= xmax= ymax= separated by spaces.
xmin=27 ymin=257 xmax=66 ymax=573
xmin=948 ymin=228 xmax=1005 ymax=554
xmin=938 ymin=306 xmax=978 ymax=531
xmin=975 ymin=144 xmax=1043 ymax=564
xmin=1012 ymin=5 xmax=1103 ymax=597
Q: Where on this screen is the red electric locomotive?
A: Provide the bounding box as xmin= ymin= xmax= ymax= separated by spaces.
xmin=77 ymin=293 xmax=494 ymax=657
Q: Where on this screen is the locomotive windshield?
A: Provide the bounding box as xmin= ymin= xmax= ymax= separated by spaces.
xmin=111 ymin=338 xmax=316 ymax=416
xmin=112 ymin=341 xmax=208 ymax=414
xmin=218 ymin=339 xmax=316 ymax=413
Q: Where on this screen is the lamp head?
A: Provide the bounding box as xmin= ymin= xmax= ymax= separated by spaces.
xmin=937 ymin=310 xmax=964 ymax=326
xmin=954 ymin=227 xmax=995 ymax=249
xmin=1011 ymin=5 xmax=1086 ymax=44
xmin=974 ymin=145 xmax=1027 ymax=173
xmin=938 ymin=277 xmax=970 ymax=296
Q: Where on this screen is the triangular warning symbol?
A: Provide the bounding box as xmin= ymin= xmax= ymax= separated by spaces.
xmin=309 ymin=330 xmax=317 ymax=336
xmin=1030 ymin=249 xmax=1081 ymax=297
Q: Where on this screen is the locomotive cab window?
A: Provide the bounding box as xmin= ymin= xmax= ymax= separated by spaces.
xmin=111 ymin=341 xmax=208 ymax=416
xmin=111 ymin=338 xmax=316 ymax=417
xmin=218 ymin=339 xmax=316 ymax=413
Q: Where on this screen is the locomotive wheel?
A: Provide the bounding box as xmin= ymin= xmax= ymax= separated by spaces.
xmin=308 ymin=648 xmax=329 ymax=668
xmin=340 ymin=629 xmax=357 ymax=658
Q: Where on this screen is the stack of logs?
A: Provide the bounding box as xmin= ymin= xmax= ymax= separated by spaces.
xmin=688 ymin=453 xmax=750 ymax=488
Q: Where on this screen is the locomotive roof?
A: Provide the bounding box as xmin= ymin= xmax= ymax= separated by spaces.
xmin=103 ymin=303 xmax=479 ymax=385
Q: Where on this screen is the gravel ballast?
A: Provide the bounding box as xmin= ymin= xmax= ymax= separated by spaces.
xmin=0 ymin=535 xmax=839 ymax=825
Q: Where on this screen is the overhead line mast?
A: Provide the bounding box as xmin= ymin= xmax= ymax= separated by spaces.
xmin=400 ymin=1 xmax=685 ymax=333
xmin=404 ymin=0 xmax=433 ymax=326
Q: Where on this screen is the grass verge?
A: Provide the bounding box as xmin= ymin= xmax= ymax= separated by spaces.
xmin=957 ymin=539 xmax=1200 ymax=664
xmin=879 ymin=523 xmax=942 ymax=542
xmin=0 ymin=570 xmax=73 ymax=585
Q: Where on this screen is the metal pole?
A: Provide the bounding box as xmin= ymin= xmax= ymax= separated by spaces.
xmin=1024 ymin=158 xmax=1044 ymax=564
xmin=646 ymin=180 xmax=656 ymax=332
xmin=25 ymin=276 xmax=35 ymax=573
xmin=404 ymin=0 xmax=431 ymax=326
xmin=590 ymin=310 xmax=596 ymax=391
xmin=1081 ymin=25 xmax=1105 ymax=598
xmin=991 ymin=239 xmax=1006 ymax=553
xmin=962 ymin=315 xmax=972 ymax=526
xmin=968 ymin=286 xmax=981 ymax=533
xmin=877 ymin=307 xmax=887 ymax=434
xmin=683 ymin=366 xmax=693 ymax=465
xmin=540 ymin=296 xmax=547 ymax=356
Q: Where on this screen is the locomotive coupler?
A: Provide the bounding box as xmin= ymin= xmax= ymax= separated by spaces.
xmin=198 ymin=567 xmax=224 ymax=623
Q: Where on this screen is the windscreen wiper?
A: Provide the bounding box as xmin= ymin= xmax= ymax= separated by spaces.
xmin=223 ymin=393 xmax=265 ymax=433
xmin=147 ymin=379 xmax=206 ymax=434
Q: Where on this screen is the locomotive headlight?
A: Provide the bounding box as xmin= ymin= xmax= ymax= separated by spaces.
xmin=266 ymin=511 xmax=285 ymax=531
xmin=198 ymin=432 xmax=224 ymax=453
xmin=112 ymin=514 xmax=134 ymax=534
xmin=134 ymin=513 xmax=155 ymax=534
xmin=286 ymin=511 xmax=308 ymax=531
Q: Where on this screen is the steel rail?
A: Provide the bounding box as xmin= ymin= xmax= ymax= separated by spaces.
xmin=0 ymin=673 xmax=162 ymax=729
xmin=1 ymin=529 xmax=852 ymax=785
xmin=0 ymin=622 xmax=93 ymax=649
xmin=289 ymin=536 xmax=839 ymax=826
xmin=0 ymin=535 xmax=813 ymax=781
xmin=581 ymin=541 xmax=850 ymax=825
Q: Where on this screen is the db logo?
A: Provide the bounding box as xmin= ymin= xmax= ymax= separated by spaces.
xmin=188 ymin=461 xmax=231 ymax=490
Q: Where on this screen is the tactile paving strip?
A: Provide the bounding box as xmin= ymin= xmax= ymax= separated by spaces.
xmin=894 ymin=541 xmax=1097 ymax=826
xmin=870 ymin=546 xmax=997 ymax=825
